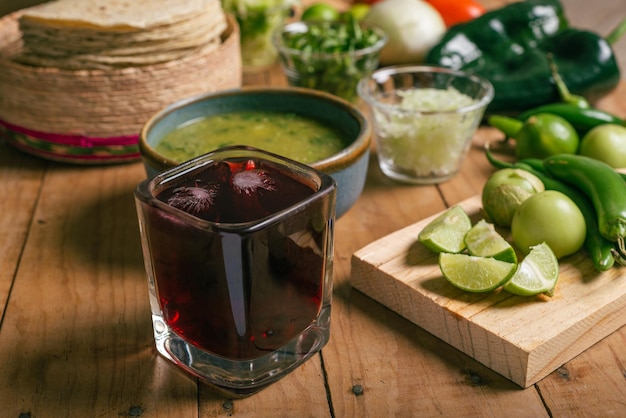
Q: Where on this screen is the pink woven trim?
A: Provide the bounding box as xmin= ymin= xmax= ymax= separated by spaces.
xmin=7 ymin=138 xmax=141 ymax=162
xmin=41 ymin=150 xmax=141 ymax=162
xmin=0 ymin=119 xmax=139 ymax=147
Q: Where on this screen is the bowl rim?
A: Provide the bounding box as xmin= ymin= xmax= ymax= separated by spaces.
xmin=139 ymin=85 xmax=371 ymax=174
xmin=357 ymin=65 xmax=495 ymax=115
xmin=272 ymin=20 xmax=388 ymax=59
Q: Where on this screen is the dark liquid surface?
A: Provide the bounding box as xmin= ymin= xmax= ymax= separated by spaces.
xmin=156 ymin=159 xmax=316 ymax=223
xmin=143 ymin=158 xmax=330 ymax=359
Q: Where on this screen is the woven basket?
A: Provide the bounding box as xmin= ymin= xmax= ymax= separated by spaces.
xmin=0 ymin=11 xmax=242 ymax=164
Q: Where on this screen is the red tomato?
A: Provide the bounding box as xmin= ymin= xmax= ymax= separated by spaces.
xmin=424 ymin=0 xmax=485 ymax=27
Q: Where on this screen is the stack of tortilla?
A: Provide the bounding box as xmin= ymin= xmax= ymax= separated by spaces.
xmin=13 ymin=0 xmax=227 ymax=70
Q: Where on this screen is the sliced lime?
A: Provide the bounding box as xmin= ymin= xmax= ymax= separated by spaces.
xmin=464 ymin=219 xmax=517 ymax=263
xmin=439 ymin=252 xmax=517 ymax=292
xmin=418 ymin=205 xmax=472 ymax=253
xmin=504 ymin=242 xmax=559 ymax=296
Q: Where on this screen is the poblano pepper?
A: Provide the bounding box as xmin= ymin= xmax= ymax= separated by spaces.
xmin=424 ymin=0 xmax=623 ymax=114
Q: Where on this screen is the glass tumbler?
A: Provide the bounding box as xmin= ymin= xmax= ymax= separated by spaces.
xmin=134 ymin=146 xmax=336 ymax=397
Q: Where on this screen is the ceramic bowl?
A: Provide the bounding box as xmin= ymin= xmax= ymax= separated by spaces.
xmin=139 ymin=86 xmax=371 ymax=217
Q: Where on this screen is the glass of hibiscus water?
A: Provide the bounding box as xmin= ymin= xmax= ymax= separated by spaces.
xmin=134 ymin=146 xmax=336 ymax=397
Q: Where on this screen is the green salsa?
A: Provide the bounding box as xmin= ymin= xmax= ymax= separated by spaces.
xmin=156 ymin=111 xmax=347 ymax=164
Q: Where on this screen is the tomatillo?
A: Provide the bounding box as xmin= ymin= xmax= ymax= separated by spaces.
xmin=516 ymin=113 xmax=579 ymax=159
xmin=511 ymin=190 xmax=586 ymax=259
xmin=488 ymin=113 xmax=579 ymax=159
xmin=481 ymin=168 xmax=544 ymax=227
xmin=301 ymin=3 xmax=341 ymax=21
xmin=579 ymin=124 xmax=626 ymax=168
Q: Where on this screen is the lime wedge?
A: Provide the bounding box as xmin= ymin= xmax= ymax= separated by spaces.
xmin=504 ymin=242 xmax=559 ymax=296
xmin=439 ymin=252 xmax=517 ymax=292
xmin=464 ymin=219 xmax=517 ymax=263
xmin=418 ymin=205 xmax=472 ymax=253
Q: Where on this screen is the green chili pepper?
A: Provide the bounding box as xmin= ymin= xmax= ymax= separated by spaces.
xmin=517 ymin=104 xmax=626 ymax=137
xmin=543 ymin=154 xmax=626 ymax=242
xmin=515 ymin=52 xmax=625 ymax=137
xmin=425 ymin=0 xmax=624 ymax=114
xmin=485 ymin=146 xmax=616 ymax=271
xmin=546 ymin=53 xmax=589 ymax=108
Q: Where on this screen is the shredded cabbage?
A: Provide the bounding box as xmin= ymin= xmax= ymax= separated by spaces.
xmin=373 ymin=87 xmax=481 ymax=180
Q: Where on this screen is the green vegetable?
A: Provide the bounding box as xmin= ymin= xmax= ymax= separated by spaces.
xmin=543 ymin=154 xmax=626 ymax=242
xmin=344 ymin=4 xmax=370 ymax=22
xmin=223 ymin=0 xmax=298 ymax=69
xmin=579 ymin=124 xmax=626 ymax=168
xmin=546 ymin=52 xmax=589 ymax=109
xmin=511 ymin=190 xmax=586 ymax=260
xmin=485 ymin=146 xmax=616 ymax=271
xmin=488 ymin=113 xmax=579 ymax=159
xmin=275 ymin=18 xmax=386 ymax=102
xmin=300 ymin=2 xmax=340 ymax=22
xmin=481 ymin=168 xmax=544 ymax=227
xmin=517 ymin=104 xmax=625 ymax=138
xmin=515 ymin=53 xmax=625 ymax=137
xmin=424 ymin=0 xmax=624 ymax=114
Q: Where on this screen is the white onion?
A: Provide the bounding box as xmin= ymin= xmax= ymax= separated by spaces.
xmin=363 ymin=0 xmax=446 ymax=65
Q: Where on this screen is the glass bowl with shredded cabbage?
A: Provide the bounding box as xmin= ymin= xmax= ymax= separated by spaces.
xmin=358 ymin=66 xmax=494 ymax=184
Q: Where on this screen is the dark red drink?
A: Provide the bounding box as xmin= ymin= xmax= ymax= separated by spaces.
xmin=138 ymin=155 xmax=334 ymax=360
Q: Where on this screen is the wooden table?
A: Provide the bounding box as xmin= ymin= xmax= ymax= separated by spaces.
xmin=1 ymin=1 xmax=625 ymax=416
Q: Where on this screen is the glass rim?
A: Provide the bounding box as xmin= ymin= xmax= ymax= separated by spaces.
xmin=357 ymin=65 xmax=495 ymax=115
xmin=135 ymin=145 xmax=337 ymax=232
xmin=272 ymin=21 xmax=388 ymax=59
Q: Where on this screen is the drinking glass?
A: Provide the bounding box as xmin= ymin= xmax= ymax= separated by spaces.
xmin=134 ymin=146 xmax=336 ymax=396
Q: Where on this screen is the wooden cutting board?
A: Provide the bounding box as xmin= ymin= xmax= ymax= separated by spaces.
xmin=350 ymin=195 xmax=626 ymax=388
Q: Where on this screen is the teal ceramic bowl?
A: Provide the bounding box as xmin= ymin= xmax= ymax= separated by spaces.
xmin=139 ymin=86 xmax=371 ymax=217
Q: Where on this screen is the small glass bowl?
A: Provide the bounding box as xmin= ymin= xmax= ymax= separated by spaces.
xmin=273 ymin=20 xmax=387 ymax=102
xmin=358 ymin=65 xmax=494 ymax=184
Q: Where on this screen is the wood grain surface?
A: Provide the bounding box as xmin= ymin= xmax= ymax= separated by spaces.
xmin=1 ymin=0 xmax=625 ymax=417
xmin=351 ymin=195 xmax=626 ymax=388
